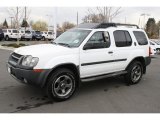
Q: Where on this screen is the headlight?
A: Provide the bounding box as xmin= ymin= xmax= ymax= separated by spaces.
xmin=22 ymin=55 xmax=39 ymax=67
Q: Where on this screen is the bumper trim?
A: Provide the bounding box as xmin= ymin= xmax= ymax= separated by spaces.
xmin=7 ymin=63 xmax=50 ymax=87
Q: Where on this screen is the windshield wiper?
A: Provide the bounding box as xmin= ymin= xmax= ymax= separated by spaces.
xmin=51 ymin=41 xmax=57 ymax=45
xmin=57 ymin=43 xmax=71 ymax=47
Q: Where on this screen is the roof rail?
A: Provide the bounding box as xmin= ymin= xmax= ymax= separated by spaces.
xmin=77 ymin=23 xmax=139 ymax=29
xmin=96 ymin=23 xmax=139 ymax=29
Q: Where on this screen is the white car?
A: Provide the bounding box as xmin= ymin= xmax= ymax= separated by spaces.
xmin=149 ymin=42 xmax=157 ymax=56
xmin=2 ymin=29 xmax=20 ymax=40
xmin=7 ymin=23 xmax=151 ymax=101
xmin=19 ymin=30 xmax=25 ymax=40
xmin=21 ymin=30 xmax=35 ymax=40
xmin=150 ymin=39 xmax=160 ymax=52
xmin=41 ymin=31 xmax=54 ymax=40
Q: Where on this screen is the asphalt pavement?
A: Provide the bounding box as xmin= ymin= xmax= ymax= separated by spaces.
xmin=0 ymin=49 xmax=160 ymax=113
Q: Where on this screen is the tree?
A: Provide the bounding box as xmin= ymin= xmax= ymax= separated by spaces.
xmin=82 ymin=7 xmax=121 ymax=23
xmin=21 ymin=19 xmax=29 ymax=27
xmin=3 ymin=19 xmax=8 ymax=28
xmin=7 ymin=7 xmax=31 ymax=28
xmin=32 ymin=20 xmax=48 ymax=31
xmin=61 ymin=22 xmax=76 ymax=32
xmin=145 ymin=18 xmax=158 ymax=39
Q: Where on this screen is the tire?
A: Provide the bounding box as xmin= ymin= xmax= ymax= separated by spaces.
xmin=42 ymin=36 xmax=45 ymax=41
xmin=5 ymin=36 xmax=9 ymax=41
xmin=125 ymin=61 xmax=143 ymax=85
xmin=46 ymin=68 xmax=78 ymax=101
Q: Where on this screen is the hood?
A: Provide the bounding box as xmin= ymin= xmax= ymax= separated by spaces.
xmin=14 ymin=44 xmax=78 ymax=57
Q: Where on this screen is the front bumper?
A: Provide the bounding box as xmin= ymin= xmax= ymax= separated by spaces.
xmin=7 ymin=63 xmax=50 ymax=88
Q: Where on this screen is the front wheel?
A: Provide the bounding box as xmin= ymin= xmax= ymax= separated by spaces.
xmin=46 ymin=68 xmax=77 ymax=101
xmin=125 ymin=61 xmax=143 ymax=85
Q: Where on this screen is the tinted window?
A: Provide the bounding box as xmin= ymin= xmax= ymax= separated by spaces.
xmin=48 ymin=32 xmax=52 ymax=35
xmin=133 ymin=31 xmax=148 ymax=45
xmin=25 ymin=31 xmax=31 ymax=34
xmin=114 ymin=30 xmax=132 ymax=47
xmin=86 ymin=31 xmax=110 ymax=49
xmin=13 ymin=30 xmax=18 ymax=33
xmin=8 ymin=30 xmax=11 ymax=33
xmin=35 ymin=31 xmax=41 ymax=34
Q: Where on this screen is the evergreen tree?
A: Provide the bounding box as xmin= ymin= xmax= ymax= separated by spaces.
xmin=21 ymin=19 xmax=29 ymax=27
xmin=146 ymin=18 xmax=158 ymax=39
xmin=3 ymin=19 xmax=8 ymax=28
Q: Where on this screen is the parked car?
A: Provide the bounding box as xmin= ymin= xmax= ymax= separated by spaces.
xmin=7 ymin=23 xmax=151 ymax=101
xmin=149 ymin=41 xmax=157 ymax=56
xmin=21 ymin=30 xmax=35 ymax=41
xmin=19 ymin=30 xmax=25 ymax=40
xmin=0 ymin=29 xmax=4 ymax=41
xmin=2 ymin=29 xmax=20 ymax=41
xmin=150 ymin=39 xmax=160 ymax=52
xmin=41 ymin=31 xmax=54 ymax=40
xmin=33 ymin=31 xmax=42 ymax=40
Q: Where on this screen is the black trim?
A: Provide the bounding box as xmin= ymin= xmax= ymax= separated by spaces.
xmin=144 ymin=56 xmax=151 ymax=66
xmin=81 ymin=70 xmax=127 ymax=82
xmin=81 ymin=58 xmax=127 ymax=66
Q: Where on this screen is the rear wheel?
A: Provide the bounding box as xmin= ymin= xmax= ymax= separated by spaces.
xmin=5 ymin=36 xmax=9 ymax=41
xmin=46 ymin=68 xmax=77 ymax=101
xmin=125 ymin=61 xmax=143 ymax=85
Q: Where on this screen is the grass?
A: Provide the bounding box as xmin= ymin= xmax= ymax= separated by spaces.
xmin=1 ymin=43 xmax=26 ymax=48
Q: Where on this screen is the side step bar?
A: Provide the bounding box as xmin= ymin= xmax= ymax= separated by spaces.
xmin=81 ymin=71 xmax=127 ymax=82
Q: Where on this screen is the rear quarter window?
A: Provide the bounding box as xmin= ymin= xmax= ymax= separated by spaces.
xmin=133 ymin=31 xmax=148 ymax=45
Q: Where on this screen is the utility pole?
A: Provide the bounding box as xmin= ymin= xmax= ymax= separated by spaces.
xmin=10 ymin=17 xmax=13 ymax=28
xmin=54 ymin=7 xmax=57 ymax=39
xmin=125 ymin=17 xmax=126 ymax=24
xmin=16 ymin=7 xmax=20 ymax=45
xmin=25 ymin=6 xmax=27 ymax=31
xmin=77 ymin=12 xmax=78 ymax=26
xmin=141 ymin=13 xmax=150 ymax=29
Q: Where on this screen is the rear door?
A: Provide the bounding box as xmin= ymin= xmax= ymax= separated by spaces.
xmin=112 ymin=30 xmax=133 ymax=71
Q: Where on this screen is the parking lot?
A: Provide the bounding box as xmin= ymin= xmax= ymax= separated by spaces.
xmin=0 ymin=49 xmax=160 ymax=113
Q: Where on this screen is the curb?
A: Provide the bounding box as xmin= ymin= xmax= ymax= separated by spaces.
xmin=0 ymin=45 xmax=15 ymax=51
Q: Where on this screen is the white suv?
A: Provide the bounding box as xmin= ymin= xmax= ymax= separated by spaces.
xmin=7 ymin=23 xmax=151 ymax=101
xmin=41 ymin=31 xmax=54 ymax=40
xmin=3 ymin=29 xmax=20 ymax=40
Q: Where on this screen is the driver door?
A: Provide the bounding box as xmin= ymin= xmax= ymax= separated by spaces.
xmin=80 ymin=31 xmax=115 ymax=78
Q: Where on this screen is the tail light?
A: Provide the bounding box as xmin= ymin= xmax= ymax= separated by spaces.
xmin=149 ymin=47 xmax=152 ymax=57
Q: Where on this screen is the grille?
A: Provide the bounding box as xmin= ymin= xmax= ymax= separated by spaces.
xmin=8 ymin=52 xmax=23 ymax=66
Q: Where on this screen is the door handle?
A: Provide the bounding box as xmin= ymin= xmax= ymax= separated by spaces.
xmin=108 ymin=51 xmax=113 ymax=54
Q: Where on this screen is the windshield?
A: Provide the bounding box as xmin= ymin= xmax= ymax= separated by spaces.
xmin=25 ymin=31 xmax=31 ymax=34
xmin=54 ymin=29 xmax=91 ymax=47
xmin=13 ymin=30 xmax=18 ymax=33
xmin=48 ymin=32 xmax=52 ymax=35
xmin=35 ymin=31 xmax=41 ymax=34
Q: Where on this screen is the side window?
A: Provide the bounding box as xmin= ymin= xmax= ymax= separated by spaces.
xmin=8 ymin=30 xmax=11 ymax=33
xmin=85 ymin=31 xmax=110 ymax=49
xmin=114 ymin=30 xmax=132 ymax=47
xmin=133 ymin=31 xmax=148 ymax=45
xmin=124 ymin=31 xmax=132 ymax=46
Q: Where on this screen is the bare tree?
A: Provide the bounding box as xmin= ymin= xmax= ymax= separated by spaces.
xmin=83 ymin=7 xmax=121 ymax=23
xmin=6 ymin=7 xmax=31 ymax=28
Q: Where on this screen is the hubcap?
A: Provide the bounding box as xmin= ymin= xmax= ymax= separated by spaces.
xmin=52 ymin=75 xmax=74 ymax=97
xmin=131 ymin=64 xmax=142 ymax=82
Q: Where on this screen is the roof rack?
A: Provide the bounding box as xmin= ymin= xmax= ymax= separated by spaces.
xmin=77 ymin=23 xmax=139 ymax=29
